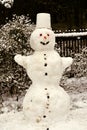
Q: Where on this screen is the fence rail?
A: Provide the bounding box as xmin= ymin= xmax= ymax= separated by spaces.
xmin=55 ymin=32 xmax=87 ymax=57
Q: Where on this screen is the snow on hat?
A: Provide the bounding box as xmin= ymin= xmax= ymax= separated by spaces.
xmin=36 ymin=13 xmax=52 ymax=29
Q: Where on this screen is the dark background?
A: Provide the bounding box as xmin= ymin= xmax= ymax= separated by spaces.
xmin=0 ymin=0 xmax=87 ymax=30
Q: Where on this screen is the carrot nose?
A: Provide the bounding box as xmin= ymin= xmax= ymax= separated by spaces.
xmin=44 ymin=36 xmax=47 ymax=39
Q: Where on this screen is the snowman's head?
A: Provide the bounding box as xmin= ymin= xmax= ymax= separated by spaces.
xmin=30 ymin=28 xmax=55 ymax=51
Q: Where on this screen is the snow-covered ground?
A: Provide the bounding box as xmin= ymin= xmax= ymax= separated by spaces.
xmin=0 ymin=77 xmax=87 ymax=130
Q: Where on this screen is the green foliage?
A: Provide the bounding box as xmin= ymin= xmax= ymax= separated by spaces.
xmin=71 ymin=47 xmax=87 ymax=78
xmin=9 ymin=29 xmax=27 ymax=44
xmin=0 ymin=15 xmax=35 ymax=96
xmin=63 ymin=47 xmax=87 ymax=78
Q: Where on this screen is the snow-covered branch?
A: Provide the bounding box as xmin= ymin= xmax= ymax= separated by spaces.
xmin=0 ymin=0 xmax=14 ymax=8
xmin=55 ymin=32 xmax=87 ymax=37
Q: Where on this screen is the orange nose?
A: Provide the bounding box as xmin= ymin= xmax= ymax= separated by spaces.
xmin=44 ymin=36 xmax=47 ymax=39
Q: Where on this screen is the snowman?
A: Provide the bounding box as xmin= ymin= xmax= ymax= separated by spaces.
xmin=14 ymin=13 xmax=73 ymax=129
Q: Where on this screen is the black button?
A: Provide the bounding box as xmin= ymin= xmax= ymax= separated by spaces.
xmin=44 ymin=63 xmax=47 ymax=66
xmin=44 ymin=54 xmax=46 ymax=56
xmin=44 ymin=58 xmax=47 ymax=60
xmin=47 ymin=128 xmax=49 ymax=130
xmin=45 ymin=73 xmax=48 ymax=76
xmin=45 ymin=88 xmax=47 ymax=90
xmin=43 ymin=115 xmax=46 ymax=118
xmin=47 ymin=96 xmax=50 ymax=99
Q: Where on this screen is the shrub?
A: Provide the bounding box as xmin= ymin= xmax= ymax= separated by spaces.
xmin=60 ymin=48 xmax=87 ymax=93
xmin=61 ymin=47 xmax=87 ymax=79
xmin=71 ymin=47 xmax=87 ymax=78
xmin=0 ymin=14 xmax=35 ymax=97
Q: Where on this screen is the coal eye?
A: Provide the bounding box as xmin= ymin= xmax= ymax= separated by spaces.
xmin=40 ymin=34 xmax=42 ymax=36
xmin=47 ymin=34 xmax=49 ymax=36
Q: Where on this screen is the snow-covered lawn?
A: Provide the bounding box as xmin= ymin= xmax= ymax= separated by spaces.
xmin=0 ymin=77 xmax=87 ymax=130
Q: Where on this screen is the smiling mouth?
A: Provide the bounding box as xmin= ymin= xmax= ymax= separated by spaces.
xmin=40 ymin=41 xmax=49 ymax=45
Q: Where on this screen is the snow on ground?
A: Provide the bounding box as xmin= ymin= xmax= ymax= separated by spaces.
xmin=0 ymin=77 xmax=87 ymax=130
xmin=0 ymin=93 xmax=87 ymax=130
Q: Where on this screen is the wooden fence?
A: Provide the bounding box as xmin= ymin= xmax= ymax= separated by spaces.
xmin=55 ymin=32 xmax=87 ymax=57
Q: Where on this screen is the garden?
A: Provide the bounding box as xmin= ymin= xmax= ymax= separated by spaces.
xmin=0 ymin=14 xmax=87 ymax=130
xmin=0 ymin=14 xmax=87 ymax=113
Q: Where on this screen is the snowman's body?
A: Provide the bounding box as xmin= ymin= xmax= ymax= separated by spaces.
xmin=15 ymin=26 xmax=73 ymax=128
xmin=22 ymin=50 xmax=70 ymax=125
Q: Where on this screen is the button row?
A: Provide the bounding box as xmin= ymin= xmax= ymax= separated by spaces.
xmin=44 ymin=54 xmax=48 ymax=76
